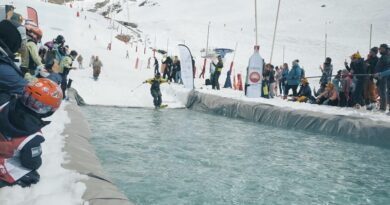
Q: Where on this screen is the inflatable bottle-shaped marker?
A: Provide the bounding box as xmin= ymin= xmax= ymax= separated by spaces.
xmin=246 ymin=46 xmax=263 ymax=98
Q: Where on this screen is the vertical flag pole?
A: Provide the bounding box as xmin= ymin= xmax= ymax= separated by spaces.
xmin=270 ymin=0 xmax=281 ymax=63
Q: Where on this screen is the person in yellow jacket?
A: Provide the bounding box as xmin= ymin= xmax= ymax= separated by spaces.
xmin=59 ymin=50 xmax=78 ymax=99
xmin=22 ymin=20 xmax=44 ymax=76
xmin=143 ymin=73 xmax=169 ymax=108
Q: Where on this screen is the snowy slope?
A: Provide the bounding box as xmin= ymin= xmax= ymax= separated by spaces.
xmin=80 ymin=0 xmax=390 ymax=78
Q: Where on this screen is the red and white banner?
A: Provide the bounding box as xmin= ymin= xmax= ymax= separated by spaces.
xmin=27 ymin=7 xmax=39 ymax=27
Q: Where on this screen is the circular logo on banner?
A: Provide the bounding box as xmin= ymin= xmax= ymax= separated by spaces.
xmin=249 ymin=72 xmax=261 ymax=83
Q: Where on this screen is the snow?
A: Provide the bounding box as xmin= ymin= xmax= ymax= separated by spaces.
xmin=0 ymin=0 xmax=389 ymax=204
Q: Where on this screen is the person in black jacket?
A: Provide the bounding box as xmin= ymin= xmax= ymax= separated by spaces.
xmin=375 ymin=44 xmax=390 ymax=111
xmin=212 ymin=55 xmax=223 ymax=90
xmin=172 ymin=56 xmax=181 ymax=83
xmin=345 ymin=52 xmax=366 ymax=108
xmin=364 ymin=47 xmax=379 ymax=107
xmin=291 ymin=78 xmax=313 ymax=103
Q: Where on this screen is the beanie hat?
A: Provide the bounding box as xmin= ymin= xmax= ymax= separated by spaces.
xmin=370 ymin=47 xmax=379 ymax=54
xmin=0 ymin=20 xmax=22 ymax=53
xmin=351 ymin=52 xmax=361 ymax=59
xmin=380 ymin=44 xmax=389 ymax=50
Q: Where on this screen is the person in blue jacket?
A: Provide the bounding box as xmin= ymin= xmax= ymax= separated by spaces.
xmin=284 ymin=59 xmax=302 ymax=98
xmin=0 ymin=20 xmax=27 ymax=98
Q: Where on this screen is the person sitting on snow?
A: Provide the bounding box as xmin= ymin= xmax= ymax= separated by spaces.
xmin=316 ymin=83 xmax=339 ymax=106
xmin=291 ymin=78 xmax=314 ymax=103
xmin=143 ymin=73 xmax=169 ymax=109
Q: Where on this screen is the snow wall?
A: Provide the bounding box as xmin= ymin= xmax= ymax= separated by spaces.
xmin=63 ymin=88 xmax=133 ymax=205
xmin=186 ymin=91 xmax=390 ymax=149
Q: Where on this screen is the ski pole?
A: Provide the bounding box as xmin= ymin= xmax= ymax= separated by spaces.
xmin=130 ymin=83 xmax=145 ymax=92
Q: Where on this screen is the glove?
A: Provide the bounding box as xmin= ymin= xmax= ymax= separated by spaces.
xmin=38 ymin=65 xmax=50 ymax=77
xmin=15 ymin=170 xmax=40 ymax=187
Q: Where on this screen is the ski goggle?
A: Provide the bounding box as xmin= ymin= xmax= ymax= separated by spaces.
xmin=22 ymin=93 xmax=54 ymax=114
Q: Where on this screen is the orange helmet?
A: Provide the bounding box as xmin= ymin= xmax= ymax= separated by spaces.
xmin=22 ymin=78 xmax=63 ymax=114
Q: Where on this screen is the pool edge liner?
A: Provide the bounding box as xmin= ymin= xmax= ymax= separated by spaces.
xmin=186 ymin=90 xmax=390 ymax=149
xmin=63 ymin=88 xmax=134 ymax=205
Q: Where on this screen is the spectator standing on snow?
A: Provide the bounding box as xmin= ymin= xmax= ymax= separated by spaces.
xmin=281 ymin=63 xmax=289 ymax=97
xmin=154 ymin=57 xmax=159 ymax=75
xmin=76 ymin=54 xmax=83 ymax=69
xmin=284 ymin=60 xmax=302 ymax=98
xmin=24 ymin=21 xmax=44 ymax=76
xmin=364 ymin=47 xmax=379 ymax=108
xmin=126 ymin=50 xmax=129 ymax=59
xmin=89 ymin=55 xmax=95 ymax=68
xmin=320 ymin=57 xmax=333 ymax=85
xmin=212 ymin=55 xmax=223 ymax=90
xmin=345 ymin=52 xmax=366 ymax=108
xmin=92 ymin=56 xmax=103 ymax=81
xmin=268 ymin=64 xmax=276 ymax=98
xmin=59 ymin=50 xmax=78 ymax=99
xmin=173 ymin=56 xmax=182 ymax=84
xmin=374 ymin=44 xmax=390 ymax=112
xmin=162 ymin=55 xmax=173 ymax=81
xmin=275 ymin=66 xmax=282 ymax=96
xmin=339 ymin=69 xmax=353 ymax=107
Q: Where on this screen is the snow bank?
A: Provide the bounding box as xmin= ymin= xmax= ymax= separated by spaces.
xmin=187 ymin=90 xmax=390 ymax=148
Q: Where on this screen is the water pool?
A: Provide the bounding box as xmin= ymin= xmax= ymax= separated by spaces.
xmin=82 ymin=106 xmax=390 ymax=205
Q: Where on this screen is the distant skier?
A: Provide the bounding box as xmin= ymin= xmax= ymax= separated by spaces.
xmin=77 ymin=54 xmax=83 ymax=69
xmin=126 ymin=50 xmax=129 ymax=59
xmin=144 ymin=73 xmax=169 ymax=108
xmin=154 ymin=57 xmax=159 ymax=74
xmin=92 ymin=56 xmax=103 ymax=81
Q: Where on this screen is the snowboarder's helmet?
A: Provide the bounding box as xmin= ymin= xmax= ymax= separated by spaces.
xmin=55 ymin=35 xmax=65 ymax=44
xmin=22 ymin=78 xmax=63 ymax=114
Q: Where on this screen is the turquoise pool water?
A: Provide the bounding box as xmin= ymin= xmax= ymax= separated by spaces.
xmin=82 ymin=106 xmax=390 ymax=205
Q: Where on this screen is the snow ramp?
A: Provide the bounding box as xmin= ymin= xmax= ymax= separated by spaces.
xmin=63 ymin=89 xmax=133 ymax=205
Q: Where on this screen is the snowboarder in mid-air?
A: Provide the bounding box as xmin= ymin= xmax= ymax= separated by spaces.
xmin=144 ymin=73 xmax=169 ymax=109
